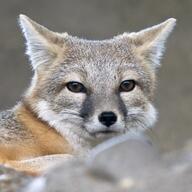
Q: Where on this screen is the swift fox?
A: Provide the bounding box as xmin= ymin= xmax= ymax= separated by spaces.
xmin=0 ymin=15 xmax=176 ymax=172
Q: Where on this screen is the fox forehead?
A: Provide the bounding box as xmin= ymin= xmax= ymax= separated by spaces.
xmin=48 ymin=38 xmax=153 ymax=83
xmin=62 ymin=36 xmax=136 ymax=65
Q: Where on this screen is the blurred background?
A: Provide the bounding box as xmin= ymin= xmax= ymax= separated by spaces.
xmin=0 ymin=0 xmax=191 ymax=153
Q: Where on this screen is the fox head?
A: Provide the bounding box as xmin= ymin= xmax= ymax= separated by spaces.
xmin=19 ymin=15 xmax=176 ymax=148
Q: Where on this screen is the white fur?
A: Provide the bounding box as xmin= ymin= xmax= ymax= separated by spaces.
xmin=36 ymin=100 xmax=91 ymax=153
xmin=19 ymin=15 xmax=48 ymax=69
xmin=19 ymin=14 xmax=62 ymax=70
xmin=127 ymin=103 xmax=157 ymax=132
xmin=145 ymin=103 xmax=157 ymax=128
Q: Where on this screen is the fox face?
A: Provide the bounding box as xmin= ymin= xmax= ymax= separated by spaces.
xmin=19 ymin=15 xmax=176 ymax=148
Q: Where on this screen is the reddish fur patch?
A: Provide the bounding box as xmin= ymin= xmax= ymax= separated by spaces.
xmin=0 ymin=104 xmax=73 ymax=173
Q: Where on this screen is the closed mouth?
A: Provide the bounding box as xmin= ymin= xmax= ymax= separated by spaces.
xmin=97 ymin=130 xmax=117 ymax=134
xmin=91 ymin=130 xmax=119 ymax=138
xmin=84 ymin=126 xmax=120 ymax=138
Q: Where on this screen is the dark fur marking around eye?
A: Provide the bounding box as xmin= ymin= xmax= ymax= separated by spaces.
xmin=117 ymin=94 xmax=127 ymax=117
xmin=80 ymin=96 xmax=94 ymax=119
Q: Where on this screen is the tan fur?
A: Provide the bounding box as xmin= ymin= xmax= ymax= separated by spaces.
xmin=17 ymin=104 xmax=73 ymax=155
xmin=0 ymin=104 xmax=73 ymax=172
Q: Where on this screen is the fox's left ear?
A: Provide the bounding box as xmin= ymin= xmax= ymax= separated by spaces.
xmin=19 ymin=14 xmax=66 ymax=70
xmin=127 ymin=18 xmax=176 ymax=69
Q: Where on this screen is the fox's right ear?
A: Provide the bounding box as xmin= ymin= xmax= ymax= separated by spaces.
xmin=19 ymin=15 xmax=66 ymax=70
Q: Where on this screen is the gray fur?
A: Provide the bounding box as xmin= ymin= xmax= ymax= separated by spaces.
xmin=0 ymin=108 xmax=31 ymax=143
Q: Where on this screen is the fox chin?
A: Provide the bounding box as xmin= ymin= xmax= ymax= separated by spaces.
xmin=0 ymin=15 xmax=176 ymax=172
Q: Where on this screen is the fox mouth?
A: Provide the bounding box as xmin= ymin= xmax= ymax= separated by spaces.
xmin=88 ymin=129 xmax=120 ymax=138
xmin=83 ymin=124 xmax=124 ymax=139
xmin=96 ymin=130 xmax=117 ymax=134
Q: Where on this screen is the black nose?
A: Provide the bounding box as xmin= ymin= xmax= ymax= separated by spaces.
xmin=98 ymin=111 xmax=117 ymax=127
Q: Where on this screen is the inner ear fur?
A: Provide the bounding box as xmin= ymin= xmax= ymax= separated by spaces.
xmin=19 ymin=14 xmax=67 ymax=70
xmin=122 ymin=18 xmax=176 ymax=68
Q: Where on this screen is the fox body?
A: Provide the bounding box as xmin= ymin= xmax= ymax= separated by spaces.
xmin=0 ymin=15 xmax=176 ymax=172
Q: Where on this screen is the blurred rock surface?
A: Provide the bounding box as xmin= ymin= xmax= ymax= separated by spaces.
xmin=0 ymin=165 xmax=34 ymax=192
xmin=8 ymin=133 xmax=191 ymax=192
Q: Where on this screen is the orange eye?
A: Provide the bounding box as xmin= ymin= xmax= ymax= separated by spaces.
xmin=119 ymin=80 xmax=136 ymax=92
xmin=66 ymin=81 xmax=86 ymax=93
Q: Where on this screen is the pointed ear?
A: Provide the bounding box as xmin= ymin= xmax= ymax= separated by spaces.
xmin=19 ymin=14 xmax=66 ymax=70
xmin=128 ymin=18 xmax=176 ymax=69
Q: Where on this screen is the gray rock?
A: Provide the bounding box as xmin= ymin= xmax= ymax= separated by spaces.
xmin=24 ymin=133 xmax=192 ymax=192
xmin=25 ymin=160 xmax=116 ymax=192
xmin=0 ymin=165 xmax=34 ymax=192
xmin=88 ymin=133 xmax=162 ymax=179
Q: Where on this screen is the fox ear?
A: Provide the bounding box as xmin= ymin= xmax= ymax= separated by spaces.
xmin=128 ymin=18 xmax=176 ymax=69
xmin=19 ymin=14 xmax=66 ymax=70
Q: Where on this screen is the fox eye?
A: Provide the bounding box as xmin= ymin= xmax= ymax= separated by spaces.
xmin=66 ymin=81 xmax=86 ymax=93
xmin=119 ymin=80 xmax=136 ymax=92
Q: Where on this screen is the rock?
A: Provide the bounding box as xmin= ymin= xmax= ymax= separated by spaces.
xmin=24 ymin=160 xmax=116 ymax=192
xmin=0 ymin=165 xmax=35 ymax=192
xmin=24 ymin=133 xmax=192 ymax=192
xmin=88 ymin=133 xmax=162 ymax=179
